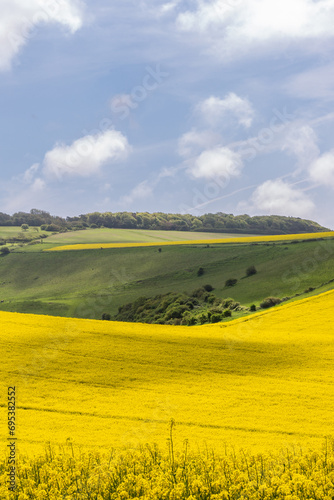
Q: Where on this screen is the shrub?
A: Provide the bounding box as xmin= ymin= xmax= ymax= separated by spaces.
xmin=198 ymin=313 xmax=208 ymax=324
xmin=246 ymin=265 xmax=257 ymax=277
xmin=0 ymin=246 xmax=10 ymax=256
xmin=208 ymin=307 xmax=222 ymax=315
xmin=206 ymin=294 xmax=216 ymax=304
xmin=260 ymin=297 xmax=282 ymax=309
xmin=250 ymin=304 xmax=257 ymax=312
xmin=211 ymin=313 xmax=223 ymax=323
xmin=45 ymin=224 xmax=61 ymax=232
xmin=192 ymin=287 xmax=205 ymax=298
xmin=225 ymin=278 xmax=238 ymax=287
xmin=101 ymin=313 xmax=111 ymax=320
xmin=223 ymin=309 xmax=232 ymax=318
xmin=186 ymin=317 xmax=197 ymax=326
xmin=222 ymin=298 xmax=234 ymax=308
xmin=164 ymin=305 xmax=189 ymax=320
xmin=203 ymin=284 xmax=214 ymax=292
xmin=197 ymin=267 xmax=204 ymax=276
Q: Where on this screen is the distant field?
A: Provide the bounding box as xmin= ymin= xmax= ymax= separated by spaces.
xmin=40 ymin=228 xmax=257 ymax=249
xmin=1 ymin=235 xmax=334 ymax=319
xmin=1 ymin=290 xmax=334 ymax=455
xmin=0 ymin=226 xmax=47 ymax=240
xmin=45 ymin=230 xmax=334 ymax=252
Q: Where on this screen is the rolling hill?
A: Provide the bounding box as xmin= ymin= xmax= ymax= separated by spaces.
xmin=1 ymin=289 xmax=334 ymax=456
xmin=0 ymin=230 xmax=334 ymax=319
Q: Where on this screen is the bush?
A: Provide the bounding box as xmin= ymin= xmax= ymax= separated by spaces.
xmin=222 ymin=298 xmax=234 ymax=308
xmin=260 ymin=297 xmax=282 ymax=309
xmin=44 ymin=224 xmax=61 ymax=232
xmin=223 ymin=309 xmax=232 ymax=318
xmin=164 ymin=305 xmax=189 ymax=320
xmin=211 ymin=313 xmax=223 ymax=323
xmin=250 ymin=304 xmax=257 ymax=312
xmin=225 ymin=278 xmax=238 ymax=287
xmin=101 ymin=313 xmax=111 ymax=320
xmin=246 ymin=265 xmax=257 ymax=277
xmin=197 ymin=267 xmax=204 ymax=276
xmin=0 ymin=246 xmax=10 ymax=255
xmin=203 ymin=284 xmax=214 ymax=292
xmin=198 ymin=313 xmax=208 ymax=324
xmin=192 ymin=287 xmax=205 ymax=298
xmin=186 ymin=317 xmax=197 ymax=326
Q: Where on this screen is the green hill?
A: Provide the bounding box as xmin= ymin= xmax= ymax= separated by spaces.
xmin=0 ymin=233 xmax=334 ymax=320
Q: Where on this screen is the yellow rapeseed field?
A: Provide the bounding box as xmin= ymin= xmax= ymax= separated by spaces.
xmin=1 ymin=289 xmax=334 ymax=459
xmin=3 ymin=437 xmax=334 ymax=499
xmin=45 ymin=231 xmax=334 ymax=251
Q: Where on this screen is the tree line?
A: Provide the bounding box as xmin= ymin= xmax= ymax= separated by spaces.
xmin=0 ymin=208 xmax=328 ymax=235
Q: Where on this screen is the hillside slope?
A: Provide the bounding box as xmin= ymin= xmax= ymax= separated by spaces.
xmin=0 ymin=235 xmax=334 ymax=319
xmin=1 ymin=290 xmax=334 ymax=454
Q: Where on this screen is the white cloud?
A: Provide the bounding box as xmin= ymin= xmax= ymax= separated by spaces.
xmin=309 ymin=150 xmax=334 ymax=188
xmin=282 ymin=125 xmax=319 ymax=168
xmin=43 ymin=130 xmax=131 ymax=180
xmin=0 ymin=0 xmax=84 ymax=71
xmin=159 ymin=1 xmax=181 ymax=15
xmin=174 ymin=0 xmax=334 ymax=58
xmin=178 ymin=129 xmax=220 ymax=157
xmin=196 ymin=93 xmax=255 ymax=128
xmin=188 ymin=146 xmax=243 ymax=180
xmin=23 ymin=163 xmax=40 ymax=183
xmin=31 ymin=177 xmax=46 ymax=191
xmin=251 ymin=179 xmax=314 ymax=216
xmin=121 ymin=181 xmax=153 ymax=204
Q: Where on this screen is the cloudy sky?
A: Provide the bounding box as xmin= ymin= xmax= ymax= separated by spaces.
xmin=1 ymin=0 xmax=334 ymax=228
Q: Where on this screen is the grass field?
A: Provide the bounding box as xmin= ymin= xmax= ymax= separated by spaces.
xmin=1 ymin=289 xmax=334 ymax=458
xmin=1 ymin=235 xmax=334 ymax=319
xmin=45 ymin=230 xmax=334 ymax=251
xmin=44 ymin=228 xmax=258 ymax=247
xmin=0 ymin=226 xmax=47 ymax=242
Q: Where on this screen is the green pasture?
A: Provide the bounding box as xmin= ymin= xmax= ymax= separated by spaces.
xmin=0 ymin=235 xmax=333 ymax=319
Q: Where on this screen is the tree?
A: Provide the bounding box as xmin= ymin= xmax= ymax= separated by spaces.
xmin=197 ymin=267 xmax=204 ymax=276
xmin=225 ymin=278 xmax=238 ymax=287
xmin=21 ymin=224 xmax=29 ymax=231
xmin=0 ymin=247 xmax=10 ymax=256
xmin=246 ymin=265 xmax=257 ymax=277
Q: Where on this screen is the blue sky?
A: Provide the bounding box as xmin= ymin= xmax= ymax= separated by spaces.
xmin=1 ymin=0 xmax=334 ymax=228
